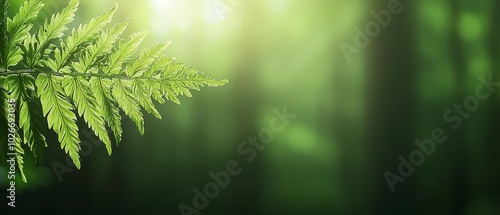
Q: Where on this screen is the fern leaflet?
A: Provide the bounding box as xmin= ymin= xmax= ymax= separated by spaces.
xmin=36 ymin=74 xmax=81 ymax=169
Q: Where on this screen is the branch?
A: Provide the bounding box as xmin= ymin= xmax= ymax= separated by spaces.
xmin=0 ymin=68 xmax=166 ymax=81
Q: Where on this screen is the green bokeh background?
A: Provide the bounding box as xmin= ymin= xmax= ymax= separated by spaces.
xmin=1 ymin=0 xmax=500 ymax=214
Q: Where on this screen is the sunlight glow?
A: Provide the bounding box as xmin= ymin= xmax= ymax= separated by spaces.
xmin=150 ymin=0 xmax=173 ymax=13
xmin=204 ymin=2 xmax=224 ymax=25
xmin=148 ymin=0 xmax=189 ymax=34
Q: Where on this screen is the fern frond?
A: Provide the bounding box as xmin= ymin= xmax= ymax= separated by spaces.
xmin=25 ymin=0 xmax=78 ymax=68
xmin=90 ymin=77 xmax=122 ymax=143
xmin=0 ymin=77 xmax=27 ymax=182
xmin=0 ymin=0 xmax=8 ymax=69
xmin=0 ymin=78 xmax=8 ymax=154
xmin=0 ymin=0 xmax=228 ymax=182
xmin=144 ymin=55 xmax=174 ymax=78
xmin=49 ymin=3 xmax=117 ymax=73
xmin=36 ymin=74 xmax=81 ymax=168
xmin=144 ymin=55 xmax=174 ymax=104
xmin=63 ymin=76 xmax=112 ymax=154
xmin=126 ymin=42 xmax=171 ymax=77
xmin=7 ymin=0 xmax=43 ymax=42
xmin=4 ymin=74 xmax=47 ymax=165
xmin=112 ymin=79 xmax=144 ymax=134
xmin=19 ymin=89 xmax=46 ymax=165
xmin=103 ymin=30 xmax=148 ymax=75
xmin=3 ymin=0 xmax=43 ymax=69
xmin=122 ymin=43 xmax=172 ymax=119
xmin=132 ymin=79 xmax=161 ymax=119
xmin=14 ymin=132 xmax=27 ymax=182
xmin=150 ymin=79 xmax=166 ymax=104
xmin=73 ymin=20 xmax=129 ymax=74
xmin=160 ymin=65 xmax=228 ymax=104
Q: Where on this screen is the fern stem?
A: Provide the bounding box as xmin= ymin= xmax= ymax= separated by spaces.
xmin=0 ymin=69 xmax=161 ymax=81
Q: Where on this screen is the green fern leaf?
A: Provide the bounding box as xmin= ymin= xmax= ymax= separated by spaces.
xmin=160 ymin=65 xmax=228 ymax=104
xmin=126 ymin=42 xmax=171 ymax=77
xmin=63 ymin=76 xmax=112 ymax=154
xmin=170 ymin=66 xmax=229 ymax=88
xmin=0 ymin=78 xmax=8 ymax=154
xmin=0 ymin=0 xmax=8 ymax=69
xmin=25 ymin=0 xmax=78 ymax=68
xmin=73 ymin=20 xmax=129 ymax=74
xmin=3 ymin=0 xmax=43 ymax=69
xmin=90 ymin=77 xmax=122 ymax=143
xmin=50 ymin=3 xmax=117 ymax=73
xmin=0 ymin=0 xmax=228 ymax=183
xmin=150 ymin=80 xmax=166 ymax=104
xmin=112 ymin=79 xmax=144 ymax=134
xmin=104 ymin=30 xmax=148 ymax=75
xmin=144 ymin=55 xmax=174 ymax=78
xmin=143 ymin=55 xmax=174 ymax=104
xmin=19 ymin=89 xmax=47 ymax=165
xmin=7 ymin=0 xmax=43 ymax=42
xmin=0 ymin=78 xmax=27 ymax=182
xmin=132 ymin=79 xmax=161 ymax=119
xmin=124 ymin=44 xmax=172 ymax=118
xmin=5 ymin=74 xmax=47 ymax=165
xmin=13 ymin=132 xmax=27 ymax=182
xmin=36 ymin=74 xmax=81 ymax=168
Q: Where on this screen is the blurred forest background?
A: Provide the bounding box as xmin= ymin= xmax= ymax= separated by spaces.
xmin=1 ymin=0 xmax=500 ymax=214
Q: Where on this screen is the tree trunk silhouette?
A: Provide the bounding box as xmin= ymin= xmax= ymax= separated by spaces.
xmin=226 ymin=1 xmax=266 ymax=215
xmin=365 ymin=1 xmax=417 ymax=213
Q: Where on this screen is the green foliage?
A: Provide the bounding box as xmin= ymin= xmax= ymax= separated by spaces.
xmin=0 ymin=0 xmax=8 ymax=68
xmin=0 ymin=0 xmax=228 ymax=182
xmin=2 ymin=0 xmax=43 ymax=69
xmin=5 ymin=73 xmax=47 ymax=166
xmin=0 ymin=77 xmax=8 ymax=155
